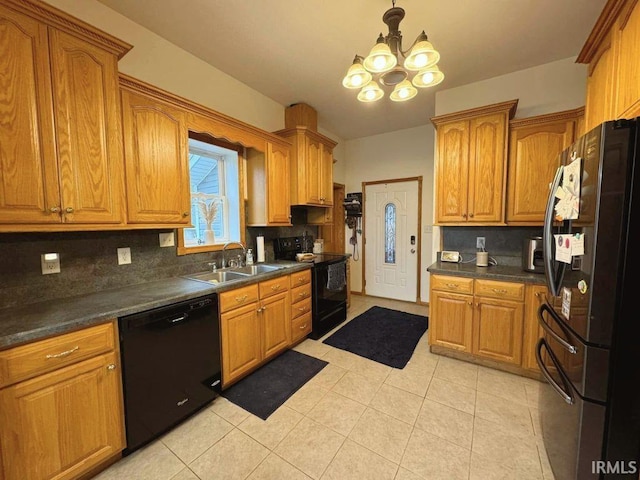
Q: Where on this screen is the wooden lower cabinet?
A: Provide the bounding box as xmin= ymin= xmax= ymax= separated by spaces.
xmin=220 ymin=302 xmax=262 ymax=385
xmin=261 ymin=291 xmax=291 ymax=360
xmin=473 ymin=297 xmax=524 ymax=365
xmin=220 ymin=272 xmax=313 ymax=387
xmin=0 ymin=322 xmax=125 ymax=480
xmin=429 ymin=290 xmax=473 ymax=352
xmin=430 ymin=274 xmax=535 ymax=372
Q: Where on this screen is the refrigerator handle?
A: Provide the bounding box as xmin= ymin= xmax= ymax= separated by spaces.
xmin=535 ymin=338 xmax=574 ymax=405
xmin=544 ymin=166 xmax=564 ymax=296
xmin=537 ymin=303 xmax=578 ymax=354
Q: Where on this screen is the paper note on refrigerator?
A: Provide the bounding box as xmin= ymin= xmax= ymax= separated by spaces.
xmin=556 ymin=157 xmax=581 ymax=220
xmin=572 ymin=233 xmax=585 ymax=256
xmin=554 ymin=234 xmax=573 ymax=264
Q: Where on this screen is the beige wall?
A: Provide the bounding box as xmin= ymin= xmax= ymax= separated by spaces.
xmin=343 ymin=125 xmax=435 ymax=302
xmin=344 ymin=56 xmax=588 ymax=304
xmin=44 ymin=0 xmax=344 ymax=156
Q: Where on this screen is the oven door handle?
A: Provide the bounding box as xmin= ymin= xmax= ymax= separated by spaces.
xmin=538 ymin=303 xmax=578 ymax=355
xmin=536 ymin=337 xmax=574 ymax=405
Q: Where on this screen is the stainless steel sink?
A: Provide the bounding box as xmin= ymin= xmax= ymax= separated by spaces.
xmin=231 ymin=264 xmax=283 ymax=275
xmin=186 ymin=270 xmax=248 ymax=284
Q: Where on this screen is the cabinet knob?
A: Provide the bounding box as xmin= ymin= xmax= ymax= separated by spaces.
xmin=462 ymin=213 xmax=467 ymax=218
xmin=468 ymin=213 xmax=474 ymax=218
xmin=182 ymin=212 xmax=189 ymax=217
xmin=257 ymin=306 xmax=263 ymax=313
xmin=65 ymin=207 xmax=74 ymax=214
xmin=467 ymin=301 xmax=472 ymax=306
xmin=107 ymin=364 xmax=116 ymax=371
xmin=299 ymin=323 xmax=307 ymax=329
xmin=235 ymin=294 xmax=248 ymax=303
xmin=49 ymin=206 xmax=61 ymax=214
xmin=271 ymin=284 xmax=281 ymax=291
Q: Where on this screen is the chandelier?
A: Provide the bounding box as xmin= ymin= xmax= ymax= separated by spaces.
xmin=342 ymin=1 xmax=444 ymax=103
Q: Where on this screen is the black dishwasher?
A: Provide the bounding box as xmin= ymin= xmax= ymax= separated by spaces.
xmin=118 ymin=294 xmax=221 ymax=454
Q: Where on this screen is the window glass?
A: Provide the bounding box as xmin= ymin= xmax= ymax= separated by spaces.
xmin=179 ymin=134 xmax=243 ymax=253
xmin=384 ymin=202 xmax=396 ymax=264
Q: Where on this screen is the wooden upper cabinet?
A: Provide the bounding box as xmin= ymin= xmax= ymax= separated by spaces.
xmin=577 ymin=0 xmax=640 ymax=130
xmin=506 ymin=108 xmax=583 ymax=225
xmin=266 ymin=142 xmax=292 ymax=224
xmin=49 ymin=29 xmax=125 ymax=225
xmin=431 ymin=99 xmax=518 ymax=225
xmin=615 ymin=0 xmax=640 ymax=118
xmin=246 ymin=141 xmax=292 ymax=226
xmin=0 ymin=1 xmax=131 ymax=230
xmin=120 ymin=83 xmax=191 ymax=225
xmin=274 ymin=127 xmax=337 ymax=207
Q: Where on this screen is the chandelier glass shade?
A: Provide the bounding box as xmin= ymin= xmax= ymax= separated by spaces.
xmin=342 ymin=2 xmax=444 ymax=103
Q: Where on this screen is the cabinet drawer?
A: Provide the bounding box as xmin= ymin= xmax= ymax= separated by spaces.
xmin=291 ymin=297 xmax=312 ymax=320
xmin=290 ymin=269 xmax=311 ymax=288
xmin=0 ymin=321 xmax=116 ymax=388
xmin=259 ymin=276 xmax=289 ymax=299
xmin=291 ymin=283 xmax=312 ymax=304
xmin=292 ymin=312 xmax=312 ymax=343
xmin=219 ymin=284 xmax=259 ymax=313
xmin=431 ymin=275 xmax=474 ymax=294
xmin=475 ymin=279 xmax=524 ymax=301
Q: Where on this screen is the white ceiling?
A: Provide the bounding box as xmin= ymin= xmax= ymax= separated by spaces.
xmin=96 ymin=0 xmax=605 ymax=140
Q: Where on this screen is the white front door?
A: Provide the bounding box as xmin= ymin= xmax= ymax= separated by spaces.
xmin=364 ymin=180 xmax=419 ymax=302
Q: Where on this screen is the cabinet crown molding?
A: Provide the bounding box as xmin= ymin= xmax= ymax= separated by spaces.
xmin=273 ymin=126 xmax=338 ymax=148
xmin=576 ymin=0 xmax=631 ymax=63
xmin=3 ymin=0 xmax=132 ymax=58
xmin=509 ymin=106 xmax=585 ymax=128
xmin=119 ymin=74 xmax=292 ymax=149
xmin=431 ymin=99 xmax=519 ymax=127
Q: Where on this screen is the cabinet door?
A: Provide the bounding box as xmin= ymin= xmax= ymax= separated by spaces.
xmin=473 ymin=298 xmax=524 ymax=365
xmin=522 ymin=285 xmax=547 ymax=371
xmin=435 ymin=120 xmax=470 ymax=223
xmin=468 ymin=113 xmax=506 ymax=223
xmin=220 ymin=303 xmax=261 ymax=386
xmin=584 ymin=29 xmax=617 ymax=132
xmin=0 ymin=6 xmax=60 ymax=224
xmin=319 ymin=144 xmax=334 ymax=206
xmin=429 ymin=290 xmax=473 ymax=352
xmin=261 ymin=292 xmax=291 ymax=359
xmin=49 ymin=29 xmax=124 ymax=224
xmin=266 ymin=142 xmax=291 ymax=224
xmin=616 ymin=1 xmax=640 ymax=118
xmin=304 ymin=135 xmax=323 ymax=205
xmin=121 ymin=90 xmax=191 ymax=224
xmin=507 ymin=119 xmax=575 ymax=224
xmin=0 ymin=352 xmax=124 ymax=480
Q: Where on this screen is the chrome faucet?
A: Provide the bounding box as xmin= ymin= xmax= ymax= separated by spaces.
xmin=222 ymin=242 xmax=246 ymax=268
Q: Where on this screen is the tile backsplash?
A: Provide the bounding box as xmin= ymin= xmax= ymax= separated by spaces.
xmin=441 ymin=226 xmax=543 ymax=267
xmin=0 ymin=225 xmax=318 ymax=309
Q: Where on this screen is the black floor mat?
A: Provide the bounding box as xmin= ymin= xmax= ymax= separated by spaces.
xmin=222 ymin=349 xmax=328 ymax=420
xmin=322 ymin=306 xmax=428 ymax=369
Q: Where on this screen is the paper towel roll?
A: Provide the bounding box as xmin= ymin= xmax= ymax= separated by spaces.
xmin=256 ymin=236 xmax=265 ymax=262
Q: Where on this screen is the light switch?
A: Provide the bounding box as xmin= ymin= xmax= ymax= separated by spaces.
xmin=159 ymin=232 xmax=175 ymax=247
xmin=117 ymin=247 xmax=132 ymax=265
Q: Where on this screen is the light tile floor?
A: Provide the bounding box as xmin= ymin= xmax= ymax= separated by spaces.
xmin=94 ymin=294 xmax=555 ymax=480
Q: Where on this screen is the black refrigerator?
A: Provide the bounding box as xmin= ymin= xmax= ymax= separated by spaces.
xmin=537 ymin=118 xmax=640 ymax=479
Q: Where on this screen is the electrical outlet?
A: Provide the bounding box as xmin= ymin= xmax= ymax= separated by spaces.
xmin=159 ymin=232 xmax=175 ymax=247
xmin=476 ymin=237 xmax=486 ymax=250
xmin=41 ymin=253 xmax=60 ymax=274
xmin=117 ymin=247 xmax=132 ymax=265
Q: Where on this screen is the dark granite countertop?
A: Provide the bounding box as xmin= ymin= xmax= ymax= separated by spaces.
xmin=0 ymin=261 xmax=312 ymax=350
xmin=427 ymin=261 xmax=547 ymax=284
